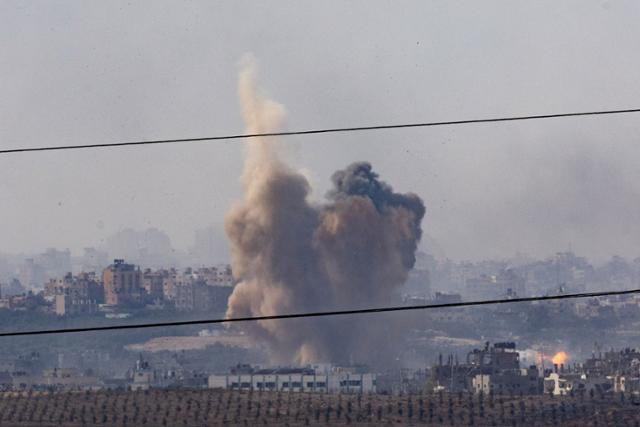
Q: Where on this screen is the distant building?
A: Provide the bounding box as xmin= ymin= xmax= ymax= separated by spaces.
xmin=142 ymin=269 xmax=165 ymax=301
xmin=79 ymin=247 xmax=109 ymax=273
xmin=12 ymin=368 xmax=100 ymax=391
xmin=208 ymin=364 xmax=376 ymax=394
xmin=18 ymin=259 xmax=45 ymax=291
xmin=189 ymin=226 xmax=230 ymax=266
xmin=472 ymin=366 xmax=540 ymax=395
xmin=160 ymin=268 xmax=180 ymax=301
xmin=467 ymin=341 xmax=520 ymax=370
xmin=126 ymin=354 xmax=208 ymax=390
xmin=465 ymin=270 xmax=526 ymax=300
xmin=0 ymin=278 xmax=25 ymax=297
xmin=130 ymin=354 xmax=157 ymax=391
xmin=102 ymin=260 xmax=142 ymax=306
xmin=174 ymin=280 xmax=232 ymax=312
xmin=544 ymin=371 xmax=577 ymax=395
xmin=37 ymin=248 xmax=72 ymax=279
xmin=55 ymin=295 xmax=95 ymax=316
xmin=195 ymin=265 xmax=235 ymax=287
xmin=542 ymin=347 xmax=640 ymax=395
xmin=46 ymin=272 xmax=104 ymax=302
xmin=166 ymin=266 xmax=235 ymax=312
xmin=432 ymin=342 xmax=542 ymax=395
xmin=46 ymin=272 xmax=104 ymax=316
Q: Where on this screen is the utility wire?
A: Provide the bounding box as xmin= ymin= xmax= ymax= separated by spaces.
xmin=2 ymin=108 xmax=640 ymax=155
xmin=1 ymin=288 xmax=637 ymax=337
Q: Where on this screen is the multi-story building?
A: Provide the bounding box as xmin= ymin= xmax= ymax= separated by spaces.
xmin=102 ymin=259 xmax=142 ymax=306
xmin=174 ymin=279 xmax=195 ymax=310
xmin=164 ymin=265 xmax=234 ymax=312
xmin=142 ymin=269 xmax=165 ymax=301
xmin=432 ymin=342 xmax=542 ymax=395
xmin=174 ymin=279 xmax=233 ymax=312
xmin=46 ymin=272 xmax=104 ymax=316
xmin=161 ymin=268 xmax=180 ymax=301
xmin=196 ymin=265 xmax=235 ymax=287
xmin=45 ymin=272 xmax=104 ymax=302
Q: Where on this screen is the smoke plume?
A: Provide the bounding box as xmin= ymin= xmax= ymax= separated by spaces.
xmin=225 ymin=56 xmax=425 ymax=366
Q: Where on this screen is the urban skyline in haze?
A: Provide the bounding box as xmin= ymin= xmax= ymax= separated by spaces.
xmin=2 ymin=1 xmax=640 ymax=262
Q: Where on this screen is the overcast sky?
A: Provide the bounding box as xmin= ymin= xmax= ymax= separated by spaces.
xmin=1 ymin=0 xmax=640 ymax=262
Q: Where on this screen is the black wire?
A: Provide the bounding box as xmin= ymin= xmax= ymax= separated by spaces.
xmin=2 ymin=108 xmax=640 ymax=155
xmin=0 ymin=288 xmax=636 ymax=337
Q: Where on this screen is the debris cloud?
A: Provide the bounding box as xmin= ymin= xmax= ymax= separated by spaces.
xmin=225 ymin=56 xmax=425 ymax=366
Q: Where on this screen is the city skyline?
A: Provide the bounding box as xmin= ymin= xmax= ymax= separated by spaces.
xmin=2 ymin=1 xmax=640 ymax=261
xmin=3 ymin=2 xmax=640 ymax=423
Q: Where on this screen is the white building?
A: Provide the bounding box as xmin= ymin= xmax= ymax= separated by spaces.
xmin=208 ymin=365 xmax=376 ymax=394
xmin=543 ymin=372 xmax=573 ymax=395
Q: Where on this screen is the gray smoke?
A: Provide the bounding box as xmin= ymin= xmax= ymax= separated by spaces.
xmin=225 ymin=56 xmax=425 ymax=366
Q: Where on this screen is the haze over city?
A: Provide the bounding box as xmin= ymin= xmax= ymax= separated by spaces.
xmin=2 ymin=1 xmax=640 ymax=262
xmin=3 ymin=2 xmax=640 ymax=426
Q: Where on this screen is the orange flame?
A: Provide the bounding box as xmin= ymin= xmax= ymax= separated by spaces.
xmin=551 ymin=351 xmax=567 ymax=365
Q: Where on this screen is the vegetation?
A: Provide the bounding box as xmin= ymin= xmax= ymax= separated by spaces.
xmin=1 ymin=388 xmax=640 ymax=426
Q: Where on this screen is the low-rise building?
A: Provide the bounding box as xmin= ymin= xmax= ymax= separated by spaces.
xmin=208 ymin=365 xmax=376 ymax=394
xmin=47 ymin=272 xmax=104 ymax=315
xmin=472 ymin=365 xmax=541 ymax=395
xmin=55 ymin=294 xmax=97 ymax=316
xmin=11 ymin=368 xmax=100 ymax=391
xmin=542 ymin=347 xmax=640 ymax=395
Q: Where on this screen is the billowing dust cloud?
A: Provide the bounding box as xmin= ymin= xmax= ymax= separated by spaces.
xmin=225 ymin=56 xmax=425 ymax=366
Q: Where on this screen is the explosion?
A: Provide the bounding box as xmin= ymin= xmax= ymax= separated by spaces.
xmin=224 ymin=56 xmax=425 ymax=367
xmin=551 ymin=351 xmax=568 ymax=365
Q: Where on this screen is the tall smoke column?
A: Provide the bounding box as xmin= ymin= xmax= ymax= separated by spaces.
xmin=225 ymin=56 xmax=426 ymax=366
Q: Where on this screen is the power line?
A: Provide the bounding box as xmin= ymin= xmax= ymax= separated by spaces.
xmin=1 ymin=288 xmax=637 ymax=337
xmin=2 ymin=107 xmax=640 ymax=155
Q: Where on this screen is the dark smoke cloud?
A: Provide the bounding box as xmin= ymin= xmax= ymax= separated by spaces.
xmin=225 ymin=57 xmax=425 ymax=366
xmin=328 ymin=162 xmax=425 ymax=271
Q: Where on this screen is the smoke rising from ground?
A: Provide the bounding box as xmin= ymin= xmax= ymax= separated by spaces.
xmin=225 ymin=57 xmax=425 ymax=366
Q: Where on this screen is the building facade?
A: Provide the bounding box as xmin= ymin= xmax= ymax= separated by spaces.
xmin=102 ymin=260 xmax=142 ymax=306
xmin=209 ymin=365 xmax=376 ymax=394
xmin=46 ymin=272 xmax=104 ymax=315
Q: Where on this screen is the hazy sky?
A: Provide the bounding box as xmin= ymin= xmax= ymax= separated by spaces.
xmin=1 ymin=1 xmax=640 ymax=262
